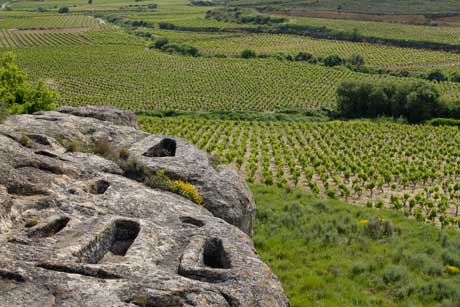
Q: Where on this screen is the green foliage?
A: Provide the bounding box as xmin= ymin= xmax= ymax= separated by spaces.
xmin=241 ymin=48 xmax=256 ymax=59
xmin=323 ymin=54 xmax=344 ymax=67
xmin=151 ymin=38 xmax=199 ymax=57
xmin=429 ymin=118 xmax=460 ymax=126
xmin=0 ymin=52 xmax=56 ymax=116
xmin=427 ymin=69 xmax=449 ymax=82
xmin=337 ymin=79 xmax=441 ymax=123
xmin=58 ymin=7 xmax=70 ymax=13
xmin=294 ymin=52 xmax=316 ymax=63
xmin=252 ymin=184 xmax=460 ymax=307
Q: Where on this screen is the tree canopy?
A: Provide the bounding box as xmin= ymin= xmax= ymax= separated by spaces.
xmin=0 ymin=52 xmax=56 ymax=118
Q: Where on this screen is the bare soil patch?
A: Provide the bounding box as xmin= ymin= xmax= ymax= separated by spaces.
xmin=11 ymin=27 xmax=92 ymax=34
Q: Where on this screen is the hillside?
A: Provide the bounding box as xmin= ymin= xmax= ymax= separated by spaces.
xmin=1 ymin=0 xmax=460 ymax=306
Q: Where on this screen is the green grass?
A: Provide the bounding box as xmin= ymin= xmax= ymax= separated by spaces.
xmin=251 ymin=183 xmax=460 ymax=307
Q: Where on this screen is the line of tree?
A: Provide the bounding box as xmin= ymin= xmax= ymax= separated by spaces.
xmin=336 ymin=79 xmax=460 ymax=123
xmin=150 ymin=38 xmax=199 ymax=57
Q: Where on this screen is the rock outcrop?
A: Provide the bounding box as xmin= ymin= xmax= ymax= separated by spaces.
xmin=0 ymin=107 xmax=289 ymax=307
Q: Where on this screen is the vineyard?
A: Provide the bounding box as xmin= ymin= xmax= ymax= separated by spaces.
xmin=163 ymin=32 xmax=460 ymax=70
xmin=0 ymin=30 xmax=91 ymax=48
xmin=0 ymin=14 xmax=102 ymax=29
xmin=287 ymin=16 xmax=460 ymax=46
xmin=10 ymin=44 xmax=460 ymax=112
xmin=139 ymin=116 xmax=460 ymax=225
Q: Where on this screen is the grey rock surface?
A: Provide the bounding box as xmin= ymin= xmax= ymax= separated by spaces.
xmin=0 ymin=106 xmax=255 ymax=235
xmin=0 ymin=107 xmax=289 ymax=307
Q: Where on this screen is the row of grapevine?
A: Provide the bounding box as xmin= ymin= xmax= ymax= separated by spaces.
xmin=0 ymin=15 xmax=102 ymax=30
xmin=179 ymin=33 xmax=460 ymax=70
xmin=139 ymin=116 xmax=460 ymax=226
xmin=0 ymin=30 xmax=90 ymax=48
xmin=290 ymin=16 xmax=460 ymax=45
xmin=12 ymin=44 xmax=460 ymax=112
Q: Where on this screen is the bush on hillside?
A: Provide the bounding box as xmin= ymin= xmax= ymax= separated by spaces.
xmin=153 ymin=38 xmax=169 ymax=49
xmin=241 ymin=49 xmax=256 ymax=59
xmin=426 ymin=69 xmax=449 ymax=82
xmin=323 ymin=54 xmax=344 ymax=67
xmin=0 ymin=52 xmax=56 ymax=116
xmin=58 ymin=7 xmax=70 ymax=13
xmin=294 ymin=52 xmax=316 ymax=63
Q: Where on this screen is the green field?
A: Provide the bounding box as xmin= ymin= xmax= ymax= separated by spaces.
xmin=138 ymin=115 xmax=460 ymax=223
xmin=2 ymin=0 xmax=460 ymax=305
xmin=154 ymin=31 xmax=460 ymax=70
xmin=288 ymin=16 xmax=460 ymax=45
xmin=252 ymin=184 xmax=460 ymax=307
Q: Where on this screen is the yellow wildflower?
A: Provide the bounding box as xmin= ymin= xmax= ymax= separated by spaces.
xmin=446 ymin=266 xmax=460 ymax=274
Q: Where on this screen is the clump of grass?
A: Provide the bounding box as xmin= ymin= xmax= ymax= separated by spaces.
xmin=19 ymin=135 xmax=33 ymax=148
xmin=24 ymin=218 xmax=39 ymax=228
xmin=382 ymin=265 xmax=407 ymax=284
xmin=60 ymin=136 xmax=204 ymax=205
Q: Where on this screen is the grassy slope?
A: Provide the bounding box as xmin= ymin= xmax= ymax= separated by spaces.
xmin=251 ymin=184 xmax=460 ymax=307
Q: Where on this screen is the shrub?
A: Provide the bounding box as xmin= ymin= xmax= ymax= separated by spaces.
xmin=382 ymin=265 xmax=407 ymax=284
xmin=241 ymin=49 xmax=256 ymax=59
xmin=153 ymin=38 xmax=169 ymax=49
xmin=294 ymin=52 xmax=315 ymax=62
xmin=0 ymin=52 xmax=56 ymax=115
xmin=428 ymin=118 xmax=460 ymax=126
xmin=336 ymin=79 xmax=441 ymax=123
xmin=426 ymin=69 xmax=448 ymax=82
xmin=169 ymin=180 xmax=203 ymax=205
xmin=445 ymin=265 xmax=460 ymax=275
xmin=58 ymin=7 xmax=70 ymax=13
xmin=441 ymin=250 xmax=460 ymax=267
xmin=451 ymin=72 xmax=460 ymax=82
xmin=323 ymin=54 xmax=344 ymax=67
xmin=351 ymin=262 xmax=371 ymax=276
xmin=161 ymin=43 xmax=199 ymax=57
xmin=419 ymin=280 xmax=460 ymax=302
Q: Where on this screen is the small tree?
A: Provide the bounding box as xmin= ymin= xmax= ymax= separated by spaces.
xmin=294 ymin=52 xmax=315 ymax=62
xmin=153 ymin=38 xmax=169 ymax=49
xmin=88 ymin=0 xmax=93 ymax=4
xmin=58 ymin=6 xmax=70 ymax=13
xmin=426 ymin=69 xmax=448 ymax=82
xmin=323 ymin=54 xmax=343 ymax=67
xmin=241 ymin=49 xmax=256 ymax=59
xmin=0 ymin=52 xmax=56 ymax=115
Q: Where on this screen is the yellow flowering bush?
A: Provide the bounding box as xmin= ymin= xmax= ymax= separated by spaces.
xmin=446 ymin=266 xmax=460 ymax=275
xmin=358 ymin=219 xmax=368 ymax=225
xmin=169 ymin=180 xmax=203 ymax=206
